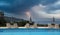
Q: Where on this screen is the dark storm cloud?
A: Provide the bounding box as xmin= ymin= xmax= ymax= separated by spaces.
xmin=0 ymin=0 xmax=14 ymax=13
xmin=0 ymin=0 xmax=57 ymax=15
xmin=0 ymin=0 xmax=41 ymax=15
xmin=11 ymin=0 xmax=57 ymax=14
xmin=11 ymin=0 xmax=41 ymax=14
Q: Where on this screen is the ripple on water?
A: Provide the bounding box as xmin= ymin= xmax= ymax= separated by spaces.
xmin=0 ymin=28 xmax=60 ymax=32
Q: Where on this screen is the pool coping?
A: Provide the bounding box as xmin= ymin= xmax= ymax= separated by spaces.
xmin=0 ymin=27 xmax=49 ymax=29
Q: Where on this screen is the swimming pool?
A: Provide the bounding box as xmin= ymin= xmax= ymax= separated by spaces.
xmin=0 ymin=28 xmax=60 ymax=35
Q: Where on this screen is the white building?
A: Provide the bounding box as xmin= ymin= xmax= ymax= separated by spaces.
xmin=33 ymin=23 xmax=37 ymax=28
xmin=6 ymin=23 xmax=18 ymax=28
xmin=48 ymin=17 xmax=59 ymax=28
xmin=25 ymin=23 xmax=30 ymax=28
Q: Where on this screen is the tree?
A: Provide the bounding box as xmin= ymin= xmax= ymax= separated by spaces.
xmin=0 ymin=16 xmax=6 ymax=27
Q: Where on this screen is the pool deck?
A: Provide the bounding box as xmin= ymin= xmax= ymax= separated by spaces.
xmin=0 ymin=27 xmax=49 ymax=29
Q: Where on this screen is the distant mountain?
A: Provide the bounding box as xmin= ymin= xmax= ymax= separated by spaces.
xmin=4 ymin=16 xmax=24 ymax=23
xmin=36 ymin=21 xmax=60 ymax=24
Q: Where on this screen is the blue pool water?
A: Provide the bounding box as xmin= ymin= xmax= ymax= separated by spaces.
xmin=0 ymin=28 xmax=60 ymax=35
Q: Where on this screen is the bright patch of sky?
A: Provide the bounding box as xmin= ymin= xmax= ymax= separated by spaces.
xmin=31 ymin=0 xmax=60 ymax=19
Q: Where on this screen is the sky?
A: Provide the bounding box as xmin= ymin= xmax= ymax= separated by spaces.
xmin=0 ymin=0 xmax=60 ymax=23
